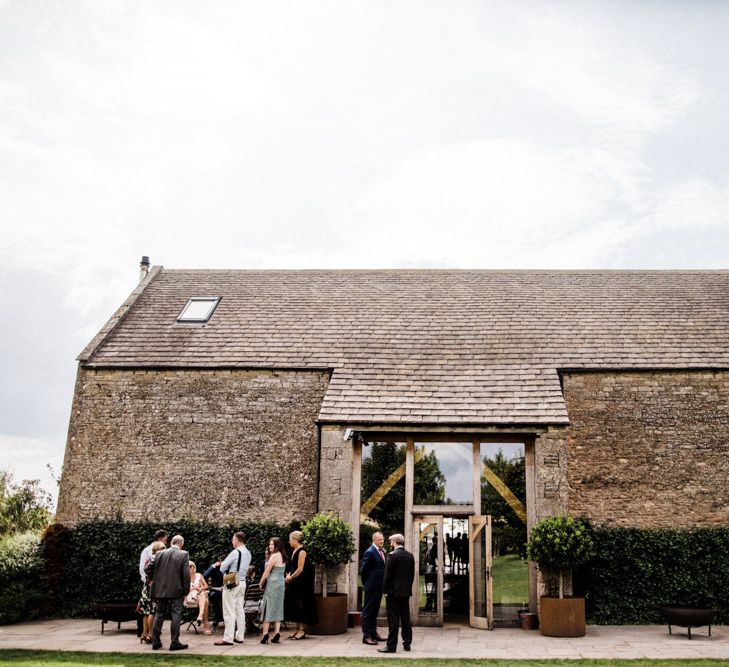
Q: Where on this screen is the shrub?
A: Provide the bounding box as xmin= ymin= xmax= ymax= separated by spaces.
xmin=577 ymin=527 xmax=729 ymax=624
xmin=527 ymin=515 xmax=595 ymax=598
xmin=44 ymin=519 xmax=295 ymax=617
xmin=0 ymin=531 xmax=44 ymax=624
xmin=302 ymin=512 xmax=355 ymax=597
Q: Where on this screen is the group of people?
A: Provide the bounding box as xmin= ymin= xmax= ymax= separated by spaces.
xmin=360 ymin=532 xmax=416 ymax=654
xmin=137 ymin=528 xmax=317 ymax=651
xmin=446 ymin=532 xmax=470 ymax=572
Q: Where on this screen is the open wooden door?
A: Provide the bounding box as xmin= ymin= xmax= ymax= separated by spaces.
xmin=469 ymin=515 xmax=493 ymax=629
xmin=412 ymin=515 xmax=444 ymax=626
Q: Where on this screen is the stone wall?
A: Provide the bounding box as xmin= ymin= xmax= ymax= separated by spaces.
xmin=562 ymin=370 xmax=729 ymax=528
xmin=317 ymin=425 xmax=354 ymax=595
xmin=56 ymin=367 xmax=329 ymax=525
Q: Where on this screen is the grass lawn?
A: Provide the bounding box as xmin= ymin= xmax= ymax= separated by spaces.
xmin=2 ymin=651 xmax=729 ymax=667
xmin=492 ymin=554 xmax=528 ymax=604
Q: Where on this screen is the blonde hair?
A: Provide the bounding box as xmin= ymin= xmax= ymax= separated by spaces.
xmin=152 ymin=541 xmax=166 ymax=554
xmin=289 ymin=530 xmax=304 ymax=544
xmin=189 ymin=561 xmax=196 ymax=571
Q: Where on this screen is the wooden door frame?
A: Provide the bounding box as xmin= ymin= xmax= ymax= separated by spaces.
xmin=410 ymin=514 xmax=444 ymax=626
xmin=468 ymin=515 xmax=493 ymax=629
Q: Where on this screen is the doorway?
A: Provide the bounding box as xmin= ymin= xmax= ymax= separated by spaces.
xmin=356 ymin=434 xmax=532 ymax=629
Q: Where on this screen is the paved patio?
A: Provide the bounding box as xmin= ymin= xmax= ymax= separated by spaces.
xmin=0 ymin=619 xmax=727 ymax=660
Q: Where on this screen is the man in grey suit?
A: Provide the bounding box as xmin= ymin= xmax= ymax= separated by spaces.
xmin=148 ymin=534 xmax=190 ymax=651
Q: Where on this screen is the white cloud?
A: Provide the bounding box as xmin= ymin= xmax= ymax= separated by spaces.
xmin=482 ymin=5 xmax=699 ymax=136
xmin=337 ymin=138 xmax=640 ymax=268
xmin=652 ymin=178 xmax=729 ymax=231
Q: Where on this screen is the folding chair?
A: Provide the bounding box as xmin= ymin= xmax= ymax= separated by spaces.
xmin=243 ymin=583 xmax=264 ymax=634
xmin=183 ymin=603 xmax=200 ymax=633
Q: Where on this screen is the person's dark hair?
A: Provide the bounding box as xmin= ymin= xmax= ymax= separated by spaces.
xmin=154 ymin=529 xmax=168 ymax=541
xmin=234 ymin=531 xmax=246 ymax=543
xmin=270 ymin=536 xmax=287 ymax=560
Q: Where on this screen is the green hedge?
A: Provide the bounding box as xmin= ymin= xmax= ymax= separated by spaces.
xmin=6 ymin=521 xmax=729 ymax=625
xmin=577 ymin=527 xmax=729 ymax=625
xmin=0 ymin=531 xmax=45 ymax=624
xmin=42 ymin=519 xmax=296 ymax=617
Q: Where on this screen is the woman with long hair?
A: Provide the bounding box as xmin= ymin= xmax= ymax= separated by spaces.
xmin=258 ymin=537 xmax=287 ymax=643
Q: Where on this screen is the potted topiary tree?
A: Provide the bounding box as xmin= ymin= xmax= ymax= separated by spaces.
xmin=526 ymin=514 xmax=595 ymax=637
xmin=302 ymin=512 xmax=356 ymax=635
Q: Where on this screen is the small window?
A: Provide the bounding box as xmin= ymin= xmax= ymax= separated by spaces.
xmin=176 ymin=297 xmax=220 ymax=323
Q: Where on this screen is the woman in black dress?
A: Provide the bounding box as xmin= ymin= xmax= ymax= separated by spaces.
xmin=284 ymin=530 xmax=318 ymax=639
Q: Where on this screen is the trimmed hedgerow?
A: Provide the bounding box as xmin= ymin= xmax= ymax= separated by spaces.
xmin=42 ymin=519 xmax=296 ymax=617
xmin=576 ymin=527 xmax=729 ymax=625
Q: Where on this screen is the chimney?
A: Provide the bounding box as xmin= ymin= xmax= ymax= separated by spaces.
xmin=139 ymin=256 xmax=151 ymax=282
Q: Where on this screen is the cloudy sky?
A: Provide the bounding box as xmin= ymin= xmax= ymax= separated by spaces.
xmin=1 ymin=1 xmax=728 ymax=507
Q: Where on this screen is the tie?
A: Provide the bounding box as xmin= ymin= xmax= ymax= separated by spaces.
xmin=378 ymin=548 xmax=385 ymax=562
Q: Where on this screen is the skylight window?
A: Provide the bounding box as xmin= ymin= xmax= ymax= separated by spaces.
xmin=177 ymin=297 xmax=220 ymax=323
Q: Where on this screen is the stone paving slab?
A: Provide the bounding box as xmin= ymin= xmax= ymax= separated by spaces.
xmin=0 ymin=619 xmax=727 ymax=660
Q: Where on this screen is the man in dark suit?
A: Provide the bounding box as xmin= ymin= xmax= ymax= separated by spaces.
xmin=378 ymin=533 xmax=415 ymax=654
xmin=360 ymin=531 xmax=386 ymax=645
xmin=148 ymin=534 xmax=191 ymax=651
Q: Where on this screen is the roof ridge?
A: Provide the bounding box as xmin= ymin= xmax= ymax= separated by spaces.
xmin=159 ymin=268 xmax=729 ymax=274
xmin=77 ymin=265 xmax=164 ymax=362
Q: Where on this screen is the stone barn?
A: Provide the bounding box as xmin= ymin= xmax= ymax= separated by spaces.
xmin=57 ymin=261 xmax=729 ymax=627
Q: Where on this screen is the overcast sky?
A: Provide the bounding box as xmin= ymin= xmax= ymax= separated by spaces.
xmin=1 ymin=1 xmax=728 ymax=508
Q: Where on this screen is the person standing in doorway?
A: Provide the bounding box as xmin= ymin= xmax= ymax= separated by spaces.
xmin=148 ymin=534 xmax=190 ymax=651
xmin=360 ymin=531 xmax=386 ymax=645
xmin=214 ymin=531 xmax=252 ymax=646
xmin=378 ymin=533 xmax=415 ymax=654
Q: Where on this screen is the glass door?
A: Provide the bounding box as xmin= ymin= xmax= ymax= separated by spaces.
xmin=468 ymin=515 xmax=493 ymax=629
xmin=412 ymin=515 xmax=443 ymax=626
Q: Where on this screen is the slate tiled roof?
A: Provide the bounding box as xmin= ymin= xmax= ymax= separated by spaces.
xmin=81 ymin=269 xmax=729 ymax=426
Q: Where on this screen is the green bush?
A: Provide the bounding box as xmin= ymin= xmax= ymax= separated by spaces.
xmin=577 ymin=527 xmax=729 ymax=625
xmin=0 ymin=531 xmax=44 ymax=624
xmin=527 ymin=515 xmax=595 ymax=599
xmin=302 ymin=512 xmax=355 ymax=597
xmin=527 ymin=515 xmax=595 ymax=571
xmin=43 ymin=519 xmax=295 ymax=617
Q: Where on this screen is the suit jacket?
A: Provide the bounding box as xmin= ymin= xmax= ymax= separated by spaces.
xmin=360 ymin=543 xmax=386 ymax=593
xmin=148 ymin=546 xmax=190 ymax=599
xmin=382 ymin=546 xmax=415 ymax=598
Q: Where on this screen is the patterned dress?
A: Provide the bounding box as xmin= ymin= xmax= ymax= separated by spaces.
xmin=261 ymin=565 xmax=285 ymax=622
xmin=136 ymin=554 xmax=157 ymax=615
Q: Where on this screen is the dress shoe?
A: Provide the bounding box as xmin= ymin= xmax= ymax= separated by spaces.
xmin=260 ymin=633 xmax=269 ymax=644
xmin=362 ymin=637 xmax=378 ymax=645
xmin=234 ymin=638 xmax=244 ymax=643
xmin=169 ymin=643 xmax=188 ymax=651
xmin=271 ymin=633 xmax=280 ymax=644
xmin=378 ymin=647 xmax=396 ymax=653
xmin=152 ymin=644 xmax=163 ymax=651
xmin=374 ymin=633 xmax=386 ymax=641
xmin=214 ymin=639 xmax=233 ymax=645
xmin=403 ymin=643 xmax=411 ymax=651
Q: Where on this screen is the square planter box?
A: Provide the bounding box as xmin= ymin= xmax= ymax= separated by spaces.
xmin=539 ymin=596 xmax=586 ymax=637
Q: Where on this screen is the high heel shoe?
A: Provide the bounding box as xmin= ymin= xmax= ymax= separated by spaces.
xmin=271 ymin=633 xmax=280 ymax=644
xmin=260 ymin=633 xmax=269 ymax=644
